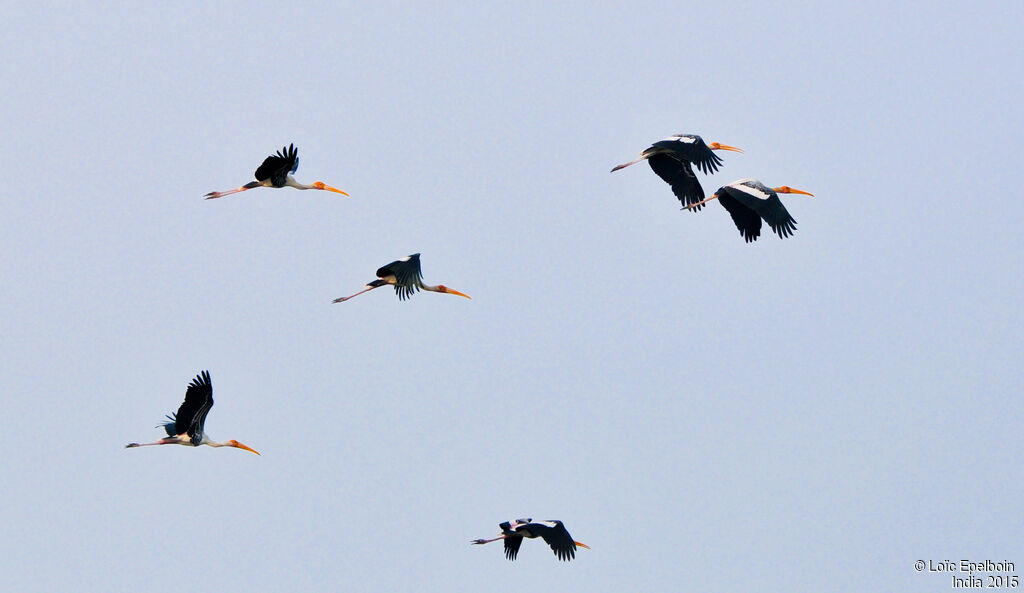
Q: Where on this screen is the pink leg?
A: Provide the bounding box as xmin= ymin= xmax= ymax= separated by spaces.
xmin=204 ymin=181 xmax=262 ymax=199
xmin=610 ymin=157 xmax=646 ymax=172
xmin=332 ymin=284 xmax=384 ymax=303
xmin=471 ymin=534 xmax=509 ymax=545
xmin=684 ymin=193 xmax=721 ymax=210
xmin=125 ymin=437 xmax=179 ymax=448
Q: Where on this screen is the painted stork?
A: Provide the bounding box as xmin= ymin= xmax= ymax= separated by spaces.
xmin=686 ymin=179 xmax=814 ymax=242
xmin=332 ymin=253 xmax=471 ymax=303
xmin=204 ymin=143 xmax=348 ymax=199
xmin=125 ymin=370 xmax=259 ymax=454
xmin=472 ymin=518 xmax=590 ymax=561
xmin=611 ymin=133 xmax=743 ymax=210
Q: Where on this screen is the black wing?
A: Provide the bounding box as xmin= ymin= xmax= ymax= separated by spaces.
xmin=650 ymin=135 xmax=724 ymax=175
xmin=646 ymin=154 xmax=706 ymax=211
xmin=756 ymin=196 xmax=798 ymax=239
xmin=253 ymin=144 xmax=298 ymax=187
xmin=717 ymin=190 xmax=762 ymax=243
xmin=535 ymin=521 xmax=578 ymax=561
xmin=504 ymin=535 xmax=524 ymax=560
xmin=688 ymin=137 xmax=724 ymax=175
xmin=159 ymin=414 xmax=176 ymax=436
xmin=377 ymin=254 xmax=423 ymax=301
xmin=173 ymin=370 xmax=213 ymax=445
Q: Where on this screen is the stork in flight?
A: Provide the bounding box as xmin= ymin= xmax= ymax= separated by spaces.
xmin=472 ymin=518 xmax=590 ymax=561
xmin=686 ymin=178 xmax=814 ymax=242
xmin=125 ymin=371 xmax=259 ymax=454
xmin=204 ymin=143 xmax=348 ymax=199
xmin=611 ymin=133 xmax=743 ymax=211
xmin=332 ymin=253 xmax=471 ymax=303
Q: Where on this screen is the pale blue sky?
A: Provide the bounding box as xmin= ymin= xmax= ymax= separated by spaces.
xmin=1 ymin=1 xmax=1022 ymax=591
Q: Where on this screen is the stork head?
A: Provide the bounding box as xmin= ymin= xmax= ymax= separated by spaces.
xmin=312 ymin=181 xmax=349 ymax=196
xmin=773 ymin=186 xmax=814 ymax=197
xmin=438 ymin=285 xmax=472 ymax=299
xmin=708 ymin=142 xmax=744 ymax=153
xmin=228 ymin=440 xmax=261 ymax=455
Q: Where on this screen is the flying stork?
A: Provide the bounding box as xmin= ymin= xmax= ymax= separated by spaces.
xmin=332 ymin=253 xmax=471 ymax=303
xmin=685 ymin=178 xmax=814 ymax=242
xmin=125 ymin=370 xmax=259 ymax=454
xmin=472 ymin=519 xmax=589 ymax=561
xmin=611 ymin=133 xmax=743 ymax=210
xmin=204 ymin=143 xmax=349 ymax=199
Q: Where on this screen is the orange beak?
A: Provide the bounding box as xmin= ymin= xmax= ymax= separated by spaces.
xmin=774 ymin=186 xmax=814 ymax=196
xmin=444 ymin=287 xmax=472 ymax=299
xmin=231 ymin=441 xmax=261 ymax=455
xmin=314 ymin=182 xmax=350 ymax=196
xmin=709 ymin=142 xmax=744 ymax=153
xmin=575 ymin=541 xmax=591 ymax=550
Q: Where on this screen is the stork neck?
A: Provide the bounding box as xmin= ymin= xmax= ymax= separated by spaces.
xmin=284 ymin=176 xmax=314 ymax=190
xmin=203 ymin=436 xmax=227 ymax=447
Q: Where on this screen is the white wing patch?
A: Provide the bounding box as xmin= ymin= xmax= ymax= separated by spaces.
xmin=538 ymin=520 xmax=560 ymax=528
xmin=731 ymin=181 xmax=772 ymax=201
xmin=663 ymin=134 xmax=696 ymax=143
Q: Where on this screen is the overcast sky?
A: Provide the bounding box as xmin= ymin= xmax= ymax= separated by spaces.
xmin=2 ymin=1 xmax=1022 ymax=592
